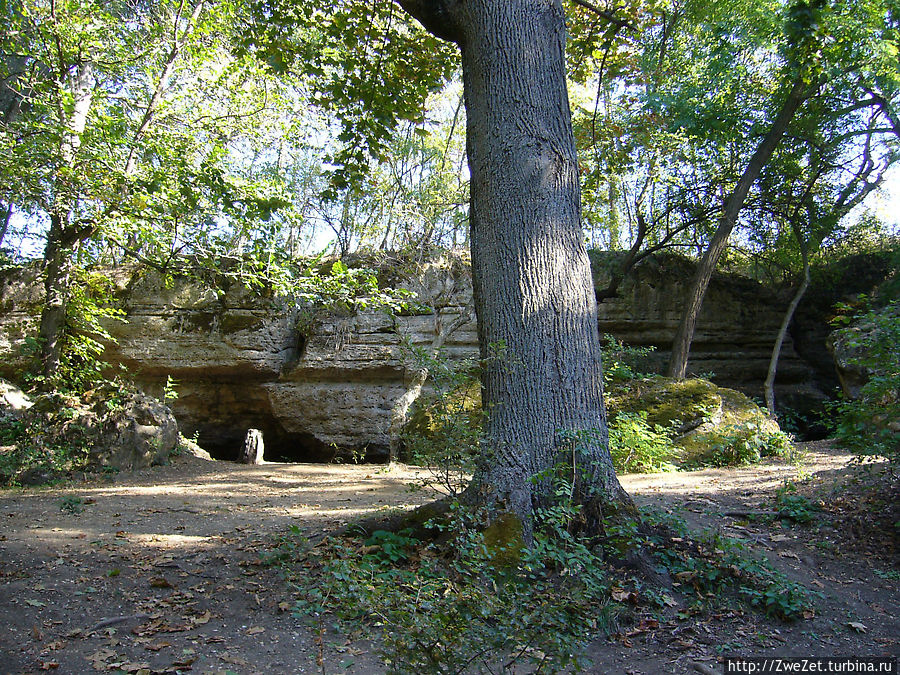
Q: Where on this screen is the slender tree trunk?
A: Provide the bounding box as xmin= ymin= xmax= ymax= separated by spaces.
xmin=39 ymin=214 xmax=76 ymax=376
xmin=667 ymin=74 xmax=811 ymax=379
xmin=38 ymin=62 xmax=95 ymax=379
xmin=764 ymin=228 xmax=809 ymax=418
xmin=397 ymin=0 xmax=632 ymax=535
xmin=0 ymin=202 xmax=12 ymax=248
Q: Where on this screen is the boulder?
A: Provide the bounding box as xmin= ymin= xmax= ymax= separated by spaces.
xmin=606 ymin=376 xmax=789 ymax=466
xmin=88 ymin=390 xmax=180 ymax=470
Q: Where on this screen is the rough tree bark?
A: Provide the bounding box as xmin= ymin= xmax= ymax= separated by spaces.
xmin=396 ymin=0 xmax=632 ymax=535
xmin=667 ymin=74 xmax=812 ymax=379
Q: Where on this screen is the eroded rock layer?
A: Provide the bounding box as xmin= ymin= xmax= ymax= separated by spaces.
xmin=1 ymin=254 xmax=825 ymax=460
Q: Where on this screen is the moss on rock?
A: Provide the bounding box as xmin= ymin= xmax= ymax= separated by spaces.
xmin=606 ymin=376 xmax=791 ymax=468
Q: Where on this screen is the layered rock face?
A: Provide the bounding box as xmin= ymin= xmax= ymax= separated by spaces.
xmin=0 ymin=255 xmax=821 ymax=460
xmin=104 ymin=260 xmax=476 ymax=462
xmin=591 ymin=254 xmax=820 ymax=416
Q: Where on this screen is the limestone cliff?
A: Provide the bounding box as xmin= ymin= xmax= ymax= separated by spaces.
xmin=0 ymin=254 xmax=822 ymax=461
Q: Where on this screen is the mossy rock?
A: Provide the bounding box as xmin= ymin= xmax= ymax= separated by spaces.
xmin=405 ymin=373 xmax=790 ymax=470
xmin=606 ymin=377 xmax=723 ymax=435
xmin=404 ymin=378 xmax=482 ymax=440
xmin=606 ymin=376 xmax=790 ymax=467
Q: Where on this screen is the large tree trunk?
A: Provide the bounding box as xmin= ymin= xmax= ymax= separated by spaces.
xmin=397 ymin=0 xmax=632 ymax=535
xmin=667 ymin=75 xmax=811 ymax=379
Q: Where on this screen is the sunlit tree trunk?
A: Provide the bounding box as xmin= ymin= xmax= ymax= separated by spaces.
xmin=765 ymin=225 xmax=809 ymax=418
xmin=396 ymin=0 xmax=633 ymax=535
xmin=38 ymin=62 xmax=95 ymax=379
xmin=667 ymin=75 xmax=810 ymax=379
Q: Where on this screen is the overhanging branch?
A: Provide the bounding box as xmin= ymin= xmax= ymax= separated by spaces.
xmin=569 ymin=0 xmax=636 ymax=31
xmin=393 ymin=0 xmax=463 ymax=43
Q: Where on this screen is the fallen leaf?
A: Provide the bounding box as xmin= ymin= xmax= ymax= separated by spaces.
xmin=144 ymin=641 xmax=172 ymax=652
xmin=246 ymin=626 xmax=265 ymax=635
xmin=190 ymin=611 xmax=211 ymax=626
xmin=221 ymin=655 xmax=250 ymax=667
xmin=611 ymin=587 xmax=630 ymax=601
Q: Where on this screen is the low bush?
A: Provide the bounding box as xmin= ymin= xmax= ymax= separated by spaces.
xmin=681 ymin=420 xmax=794 ymax=468
xmin=0 ymin=395 xmax=93 ymax=485
xmin=280 ymin=495 xmax=817 ymax=673
xmin=294 ymin=501 xmax=615 ymax=673
xmin=608 ymin=411 xmax=678 ymax=473
xmin=830 ymin=300 xmax=899 ymax=468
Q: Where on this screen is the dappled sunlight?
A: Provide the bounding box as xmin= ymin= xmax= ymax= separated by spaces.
xmin=621 ymin=444 xmax=859 ymax=498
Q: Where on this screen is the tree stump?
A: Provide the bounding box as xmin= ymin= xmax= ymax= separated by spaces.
xmin=239 ymin=429 xmax=264 ymax=464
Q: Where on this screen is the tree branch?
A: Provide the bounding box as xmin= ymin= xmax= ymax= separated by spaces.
xmin=393 ymin=0 xmax=463 ymax=43
xmin=569 ymin=0 xmax=636 ymax=31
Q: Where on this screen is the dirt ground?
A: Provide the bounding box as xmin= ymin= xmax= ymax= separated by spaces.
xmin=1 ymin=441 xmax=897 ymax=674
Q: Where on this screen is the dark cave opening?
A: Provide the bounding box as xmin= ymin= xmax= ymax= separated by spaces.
xmin=195 ymin=426 xmax=333 ymax=463
xmin=193 ymin=425 xmax=389 ymax=464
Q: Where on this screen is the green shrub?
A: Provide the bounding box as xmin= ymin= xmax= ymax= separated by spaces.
xmin=831 ymin=300 xmax=899 ymax=467
xmin=0 ymin=384 xmax=134 ymax=486
xmin=401 ymin=343 xmax=483 ymax=495
xmin=681 ymin=421 xmax=793 ymax=468
xmin=636 ymin=509 xmax=816 ymax=621
xmin=608 ymin=411 xmax=677 ymax=473
xmin=294 ymin=502 xmax=615 ymax=673
xmin=601 ymin=334 xmax=656 ymax=385
xmin=22 ymin=270 xmax=127 ymax=395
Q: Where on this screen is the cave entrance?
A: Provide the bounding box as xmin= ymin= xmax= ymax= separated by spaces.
xmin=194 ymin=425 xmax=337 ymax=463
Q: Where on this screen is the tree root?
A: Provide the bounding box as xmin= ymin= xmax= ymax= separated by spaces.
xmin=339 ymin=497 xmax=453 ymax=540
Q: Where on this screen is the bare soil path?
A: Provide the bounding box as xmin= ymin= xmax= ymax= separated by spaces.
xmin=1 ymin=442 xmax=897 ymax=674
